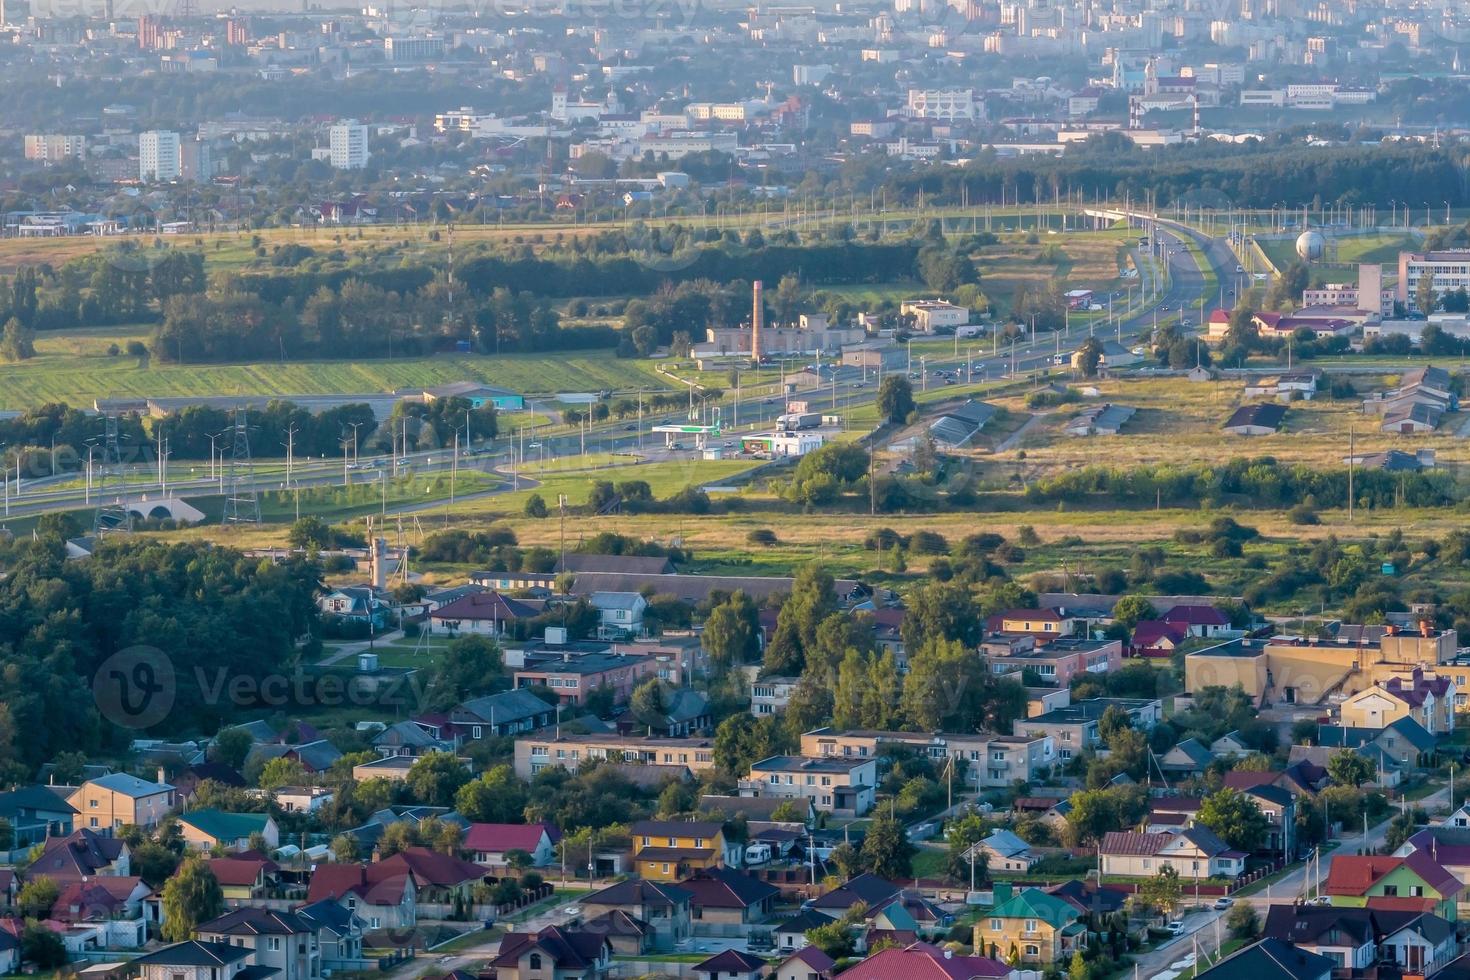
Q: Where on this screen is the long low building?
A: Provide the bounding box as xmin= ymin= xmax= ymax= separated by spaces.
xmin=739 ymin=755 xmax=878 ymax=816
xmin=513 ymin=734 xmax=717 ymax=779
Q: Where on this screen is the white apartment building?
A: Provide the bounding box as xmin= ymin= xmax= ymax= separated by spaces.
xmin=328 ymin=121 xmax=369 ymax=170
xmin=1399 ymin=251 xmax=1470 ymax=310
xmin=905 ymin=88 xmax=980 ymax=120
xmin=139 ymin=130 xmax=181 ymax=181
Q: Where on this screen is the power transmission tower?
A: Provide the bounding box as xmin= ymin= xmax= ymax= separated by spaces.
xmin=222 ymin=408 xmax=261 ymax=526
xmin=92 ymin=414 xmax=132 ymax=536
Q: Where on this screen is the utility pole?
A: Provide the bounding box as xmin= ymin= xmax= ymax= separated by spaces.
xmin=1348 ymin=425 xmax=1355 ymax=522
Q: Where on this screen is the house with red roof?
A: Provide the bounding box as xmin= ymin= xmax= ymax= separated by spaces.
xmin=1325 ymin=853 xmax=1461 ymax=921
xmin=204 ymin=856 xmax=280 ymax=902
xmin=27 ymin=828 xmax=130 ymax=882
xmin=677 ymin=866 xmax=780 ymax=926
xmin=693 ymin=949 xmax=767 ymax=980
xmin=464 ymin=823 xmax=560 ymax=870
xmin=50 ymin=877 xmax=151 ymax=938
xmin=771 ymin=946 xmax=834 ymax=980
xmin=305 ymin=861 xmax=418 ymax=930
xmin=1160 ymin=604 xmax=1232 ymax=638
xmin=377 ymin=848 xmax=485 ymax=904
xmin=834 ymin=942 xmax=1011 ymax=980
xmin=1129 ymin=620 xmax=1190 ymax=658
xmin=491 ymin=925 xmax=613 ymax=980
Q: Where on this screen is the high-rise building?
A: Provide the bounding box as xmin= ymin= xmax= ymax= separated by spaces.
xmin=23 ymin=134 xmax=87 ymax=162
xmin=179 ymin=137 xmax=213 ymax=181
xmin=138 ymin=14 xmax=162 ymax=49
xmin=139 ymin=130 xmax=181 ymax=181
xmin=328 ymin=121 xmax=369 ymax=170
xmin=225 ymin=16 xmax=250 ymax=44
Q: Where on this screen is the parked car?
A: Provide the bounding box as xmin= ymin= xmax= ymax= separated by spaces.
xmin=1212 ymin=897 xmax=1233 ymax=911
xmin=1166 ymin=920 xmax=1186 ymax=936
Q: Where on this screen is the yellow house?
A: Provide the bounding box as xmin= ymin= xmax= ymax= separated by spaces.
xmin=973 ymin=887 xmax=1086 ymax=966
xmin=68 ymin=773 xmax=173 ymax=831
xmin=1340 ymin=670 xmax=1455 ymax=734
xmin=630 ymin=819 xmax=726 ymax=881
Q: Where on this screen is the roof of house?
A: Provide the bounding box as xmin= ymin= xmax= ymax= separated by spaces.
xmin=677 ymin=866 xmax=780 ymax=909
xmin=87 ymin=773 xmax=171 ymax=797
xmin=305 ymin=862 xmax=415 ymax=905
xmin=976 ymin=829 xmax=1031 ymax=859
xmin=51 ymin=877 xmax=147 ymax=921
xmin=204 ymin=856 xmax=279 ymax=887
xmin=1195 ymin=937 xmax=1337 ymax=980
xmin=179 ymin=809 xmax=272 ymax=842
xmin=556 ymin=554 xmax=677 ymax=575
xmin=811 ymin=872 xmax=903 ymax=910
xmin=1223 ymin=403 xmax=1286 ymax=431
xmin=132 ymin=941 xmax=256 ymax=968
xmin=493 ymin=926 xmax=609 ymax=971
xmin=581 ymin=909 xmax=654 ymax=939
xmin=989 ymin=888 xmax=1081 ymax=928
xmin=1165 ymin=738 xmax=1213 ymax=767
xmin=694 ymin=949 xmax=767 ymax=975
xmin=1325 ymin=856 xmax=1405 ymax=895
xmin=1130 ymin=620 xmax=1189 ymax=647
xmin=295 ymin=898 xmax=361 ymax=938
xmin=377 ymin=848 xmax=485 ymax=888
xmin=29 ymin=829 xmax=127 ymax=880
xmin=177 ymin=763 xmax=248 ymax=790
xmin=1045 ymin=879 xmax=1128 ymax=916
xmin=833 ymin=942 xmax=1011 ymax=980
xmin=199 ymin=908 xmax=314 ymax=936
xmin=1162 ymin=604 xmax=1231 ymax=627
xmin=774 ymin=909 xmax=837 ymax=933
xmin=452 ymin=689 xmax=557 ymax=725
xmin=286 ymin=740 xmax=343 ymax=772
xmin=1261 ymin=903 xmax=1374 ymax=946
xmin=780 ymin=945 xmax=835 ymax=974
xmin=463 ymin=822 xmax=557 ymax=854
xmin=584 ymin=878 xmax=692 ymax=909
xmin=0 ymin=786 xmax=78 ymax=817
xmin=431 ymin=591 xmax=545 ymax=622
xmin=630 ymin=819 xmax=724 ymax=838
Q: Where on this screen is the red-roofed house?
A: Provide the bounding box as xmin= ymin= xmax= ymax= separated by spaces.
xmin=50 ymin=877 xmax=150 ymax=924
xmin=693 ymin=949 xmax=768 ymax=980
xmin=491 ymin=925 xmax=612 ymax=980
xmin=833 ymin=942 xmax=1010 ymax=980
xmin=1325 ymin=854 xmax=1460 ymax=921
xmin=772 ymin=945 xmax=834 ymax=980
xmin=377 ymin=848 xmax=485 ymax=903
xmin=1160 ymin=605 xmax=1231 ymax=637
xmin=430 ymin=592 xmax=545 ymax=637
xmin=204 ymin=856 xmax=280 ymax=902
xmin=1129 ymin=621 xmax=1190 ymax=658
xmin=464 ymin=823 xmax=560 ymax=870
xmin=306 ymin=862 xmax=418 ymax=930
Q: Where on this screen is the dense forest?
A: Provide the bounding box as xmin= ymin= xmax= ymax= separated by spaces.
xmin=0 ymin=537 xmax=321 ymax=781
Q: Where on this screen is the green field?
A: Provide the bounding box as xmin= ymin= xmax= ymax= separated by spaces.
xmin=0 ymin=345 xmax=678 ymax=411
xmin=1254 ymin=229 xmax=1421 ymax=277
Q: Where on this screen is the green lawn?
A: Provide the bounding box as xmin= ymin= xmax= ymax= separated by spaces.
xmin=464 ymin=457 xmax=762 ymax=517
xmin=0 ymin=347 xmax=676 ymax=411
xmin=911 ymin=846 xmax=950 ymax=880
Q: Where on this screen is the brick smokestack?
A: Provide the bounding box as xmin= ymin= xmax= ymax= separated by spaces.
xmin=751 ymin=280 xmax=764 ymax=363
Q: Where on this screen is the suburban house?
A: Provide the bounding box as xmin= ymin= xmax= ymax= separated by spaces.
xmin=296 ymin=899 xmax=367 ymax=973
xmin=677 ymin=866 xmax=779 ymax=926
xmin=206 ymin=856 xmax=281 ymax=903
xmin=50 ymin=877 xmax=151 ymax=940
xmin=772 ymin=946 xmax=835 ymax=980
xmin=1222 ymin=403 xmax=1287 ymax=436
xmin=968 ymin=829 xmax=1038 ymax=874
xmin=985 ymin=608 xmax=1078 ymax=641
xmin=1129 ymin=621 xmax=1190 ymax=659
xmin=130 ymin=941 xmax=268 ymax=980
xmin=1339 ymin=669 xmax=1455 ymax=734
xmin=374 ymin=848 xmax=485 ymax=904
xmin=464 ymin=823 xmax=560 ymax=870
xmin=415 ymin=689 xmax=558 ymax=743
xmin=693 ymin=950 xmax=768 ymax=980
xmin=28 ymin=828 xmax=130 ymax=881
xmin=1324 ymin=853 xmax=1461 ymax=920
xmin=371 ymin=721 xmax=453 ymax=759
xmin=1241 ymin=784 xmax=1297 ymax=860
xmin=588 ymin=592 xmax=649 ymax=636
xmin=834 ymin=942 xmax=1010 ymax=980
xmin=305 ymin=862 xmax=418 ymax=931
xmin=1162 ymin=604 xmax=1233 ymax=637
xmin=68 ymin=773 xmax=173 ymax=830
xmin=629 ymin=820 xmax=728 ymax=881
xmin=973 ymin=885 xmax=1086 ymax=966
xmin=1262 ymin=904 xmax=1458 ymax=977
xmin=749 ymin=675 xmax=800 ymax=717
xmin=513 ymin=653 xmax=662 ymax=708
xmin=197 ymin=908 xmax=320 ymax=980
xmin=809 ymin=874 xmax=951 ymax=937
xmin=773 ymin=909 xmax=836 ymax=951
xmin=1099 ymin=827 xmax=1246 ymax=879
xmin=178 ymin=810 xmax=280 ymax=852
xmin=491 ymin=925 xmax=613 ymax=980
xmin=741 ymin=755 xmax=878 ymax=816
xmin=1159 ymin=738 xmax=1214 ymax=773
xmin=580 ymin=879 xmax=693 ymax=951
xmin=429 ymin=591 xmax=545 ymax=636
xmin=0 ymin=787 xmax=76 ymax=847
xmin=273 ymin=786 xmax=335 ymax=814
xmin=1193 ymin=938 xmax=1335 ymax=980
xmin=317 ymin=587 xmax=390 ymax=631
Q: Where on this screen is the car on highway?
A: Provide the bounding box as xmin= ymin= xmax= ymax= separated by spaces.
xmin=527 ymin=442 xmax=541 ymax=450
xmin=623 ymin=424 xmax=636 ymax=431
xmin=1236 ymin=265 xmax=1245 ymax=273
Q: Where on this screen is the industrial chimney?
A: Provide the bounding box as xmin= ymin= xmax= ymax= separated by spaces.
xmin=371 ymin=537 xmax=387 ymax=590
xmin=751 ymin=280 xmax=764 ymax=363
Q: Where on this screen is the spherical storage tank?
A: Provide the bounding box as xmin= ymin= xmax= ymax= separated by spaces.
xmin=1296 ymin=230 xmax=1325 ymax=261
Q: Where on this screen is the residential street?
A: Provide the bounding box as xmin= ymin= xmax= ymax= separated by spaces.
xmin=1127 ymin=780 xmax=1452 ymax=979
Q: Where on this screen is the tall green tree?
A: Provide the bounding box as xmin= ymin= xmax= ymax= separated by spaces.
xmin=424 ymin=635 xmax=506 ymax=710
xmin=1196 ymin=788 xmax=1268 ymax=853
xmin=877 ymin=375 xmax=915 ymax=425
xmin=161 ymin=858 xmax=224 ymax=941
xmin=861 ymin=812 xmax=916 ymax=880
xmin=702 ymin=591 xmax=760 ymax=674
xmin=763 ymin=566 xmax=837 ymax=676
